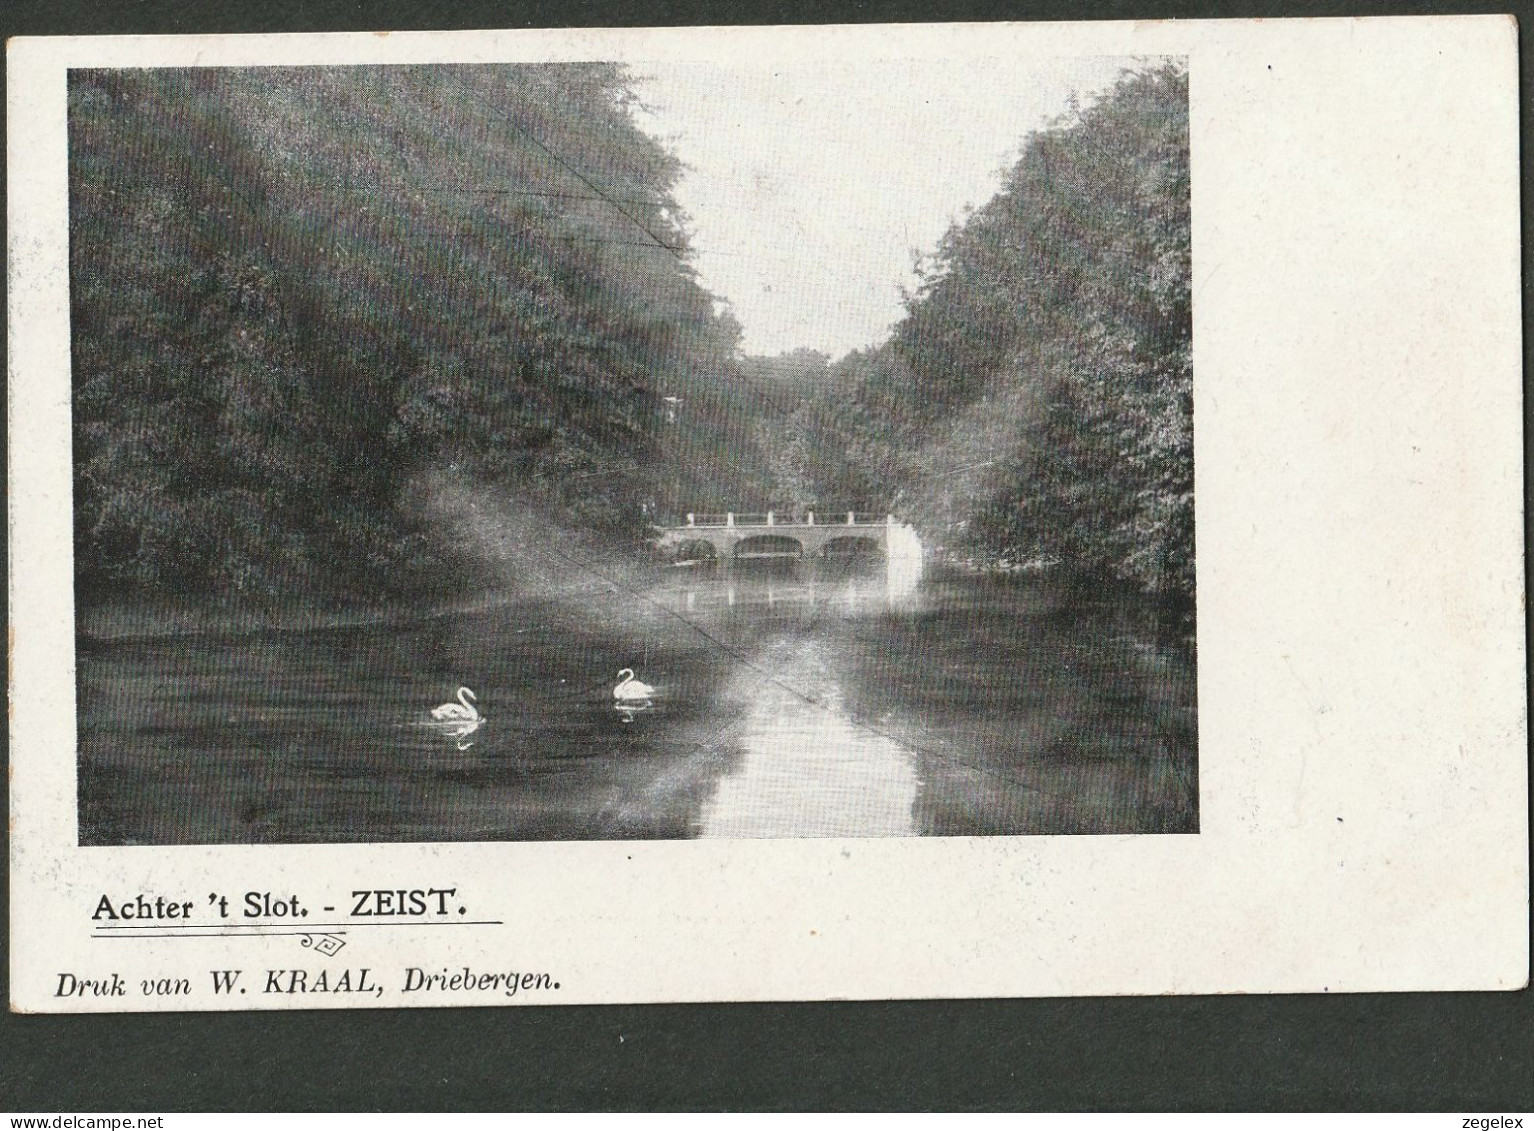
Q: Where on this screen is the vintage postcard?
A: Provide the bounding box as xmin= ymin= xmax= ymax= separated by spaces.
xmin=7 ymin=18 xmax=1525 ymax=1012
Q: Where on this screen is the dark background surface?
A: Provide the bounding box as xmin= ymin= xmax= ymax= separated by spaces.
xmin=3 ymin=0 xmax=1530 ymax=1112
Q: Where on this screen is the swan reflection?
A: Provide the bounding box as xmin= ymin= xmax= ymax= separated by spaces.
xmin=614 ymin=701 xmax=655 ymax=724
xmin=423 ymin=715 xmax=483 ymax=750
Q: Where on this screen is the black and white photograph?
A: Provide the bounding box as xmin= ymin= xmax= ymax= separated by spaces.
xmin=7 ymin=19 xmax=1523 ymax=1019
xmin=67 ymin=57 xmax=1195 ymax=845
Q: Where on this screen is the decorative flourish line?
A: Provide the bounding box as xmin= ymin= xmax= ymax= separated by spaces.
xmin=93 ymin=930 xmax=339 ymax=940
xmin=91 ymin=928 xmax=355 ymax=954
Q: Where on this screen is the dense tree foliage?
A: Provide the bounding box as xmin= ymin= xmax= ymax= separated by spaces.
xmin=748 ymin=64 xmax=1191 ymax=600
xmin=71 ymin=63 xmax=1191 ymax=608
xmin=69 ymin=65 xmax=752 ymax=601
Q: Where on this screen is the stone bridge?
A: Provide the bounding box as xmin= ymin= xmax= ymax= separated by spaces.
xmin=654 ymin=511 xmax=895 ymax=564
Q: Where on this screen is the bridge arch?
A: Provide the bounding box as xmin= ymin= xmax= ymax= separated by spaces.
xmin=654 ymin=513 xmax=903 ymax=569
xmin=817 ymin=535 xmax=885 ymax=562
xmin=668 ymin=538 xmax=720 ymax=568
xmin=732 ymin=534 xmax=804 ymax=563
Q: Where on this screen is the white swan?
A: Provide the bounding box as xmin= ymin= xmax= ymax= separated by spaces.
xmin=432 ymin=686 xmax=481 ymax=722
xmin=613 ymin=668 xmax=655 ymax=703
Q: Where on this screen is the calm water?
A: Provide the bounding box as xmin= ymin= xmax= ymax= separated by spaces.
xmin=77 ymin=563 xmax=1197 ymax=844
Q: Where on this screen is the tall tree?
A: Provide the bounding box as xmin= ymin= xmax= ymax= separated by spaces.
xmin=825 ymin=64 xmax=1192 ymax=598
xmin=69 ymin=65 xmax=752 ymax=601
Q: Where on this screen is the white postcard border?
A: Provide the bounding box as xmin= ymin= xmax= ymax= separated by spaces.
xmin=8 ymin=17 xmax=1527 ymax=1012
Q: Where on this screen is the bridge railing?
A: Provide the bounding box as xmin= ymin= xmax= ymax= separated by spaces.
xmin=681 ymin=511 xmax=894 ymax=529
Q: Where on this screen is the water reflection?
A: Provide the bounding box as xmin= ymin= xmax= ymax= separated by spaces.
xmin=660 ymin=552 xmax=920 ymax=622
xmin=614 ymin=701 xmax=654 ymax=724
xmin=420 ymin=714 xmax=483 ymax=750
xmin=654 ymin=553 xmax=927 ymax=837
xmin=76 ymin=537 xmax=1198 ymax=844
xmin=698 ymin=640 xmax=919 ymax=838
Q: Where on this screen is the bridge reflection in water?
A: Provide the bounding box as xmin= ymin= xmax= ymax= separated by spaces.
xmin=650 ymin=518 xmax=928 ymax=838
